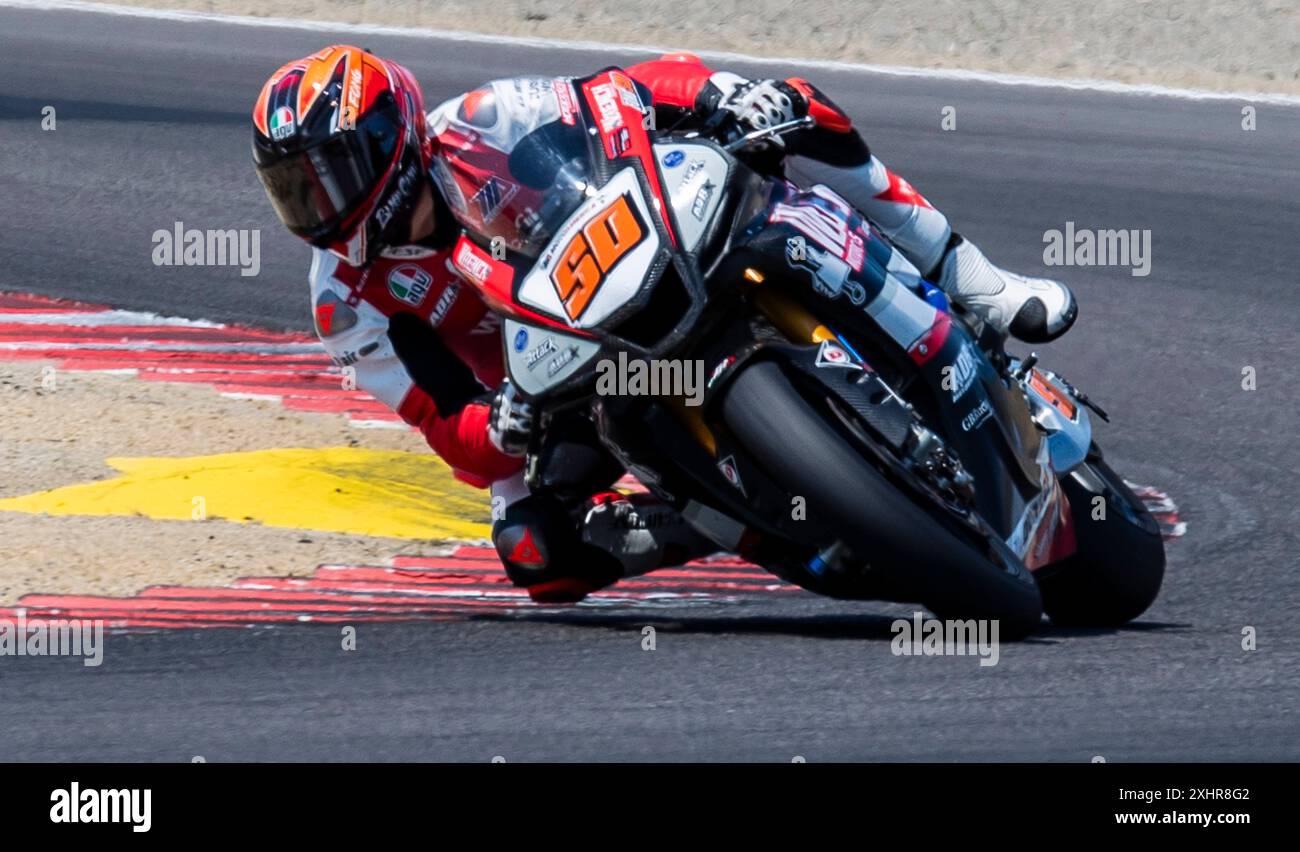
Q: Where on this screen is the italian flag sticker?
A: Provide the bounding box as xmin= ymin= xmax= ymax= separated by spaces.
xmin=270 ymin=106 xmax=296 ymax=140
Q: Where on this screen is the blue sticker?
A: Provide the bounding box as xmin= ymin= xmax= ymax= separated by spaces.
xmin=661 ymin=150 xmax=685 ymax=168
xmin=513 ymin=328 xmax=529 ymax=352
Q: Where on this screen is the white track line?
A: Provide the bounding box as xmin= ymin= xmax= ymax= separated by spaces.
xmin=0 ymin=340 xmax=323 ymax=353
xmin=0 ymin=310 xmax=224 ymax=327
xmin=4 ymin=0 xmax=1299 ymax=107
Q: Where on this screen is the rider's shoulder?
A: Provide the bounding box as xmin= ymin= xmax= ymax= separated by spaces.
xmin=308 ymin=247 xmax=359 ymax=299
xmin=427 ymin=76 xmax=561 ymax=133
xmin=305 ymin=248 xmax=390 ymax=346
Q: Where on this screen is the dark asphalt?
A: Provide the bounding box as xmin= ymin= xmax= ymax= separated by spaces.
xmin=0 ymin=5 xmax=1297 ymax=761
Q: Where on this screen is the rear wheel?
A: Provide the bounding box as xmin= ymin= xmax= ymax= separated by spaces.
xmin=721 ymin=360 xmax=1043 ymax=637
xmin=1037 ymin=449 xmax=1166 ymax=626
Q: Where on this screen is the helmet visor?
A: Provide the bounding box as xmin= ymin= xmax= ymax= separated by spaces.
xmin=255 ymin=95 xmax=402 ymax=241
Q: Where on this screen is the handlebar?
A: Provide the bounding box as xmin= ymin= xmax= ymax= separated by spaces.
xmin=721 ymin=115 xmax=816 ymax=152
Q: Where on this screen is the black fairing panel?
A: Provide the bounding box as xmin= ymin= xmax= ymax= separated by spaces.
xmin=710 ymin=179 xmax=1047 ymax=540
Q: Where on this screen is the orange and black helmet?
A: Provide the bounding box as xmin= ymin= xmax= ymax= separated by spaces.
xmin=252 ymin=45 xmax=430 ymax=266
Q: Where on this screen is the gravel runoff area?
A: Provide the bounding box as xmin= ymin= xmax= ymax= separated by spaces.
xmin=99 ymin=0 xmax=1299 ymax=95
xmin=0 ymin=361 xmax=480 ymax=602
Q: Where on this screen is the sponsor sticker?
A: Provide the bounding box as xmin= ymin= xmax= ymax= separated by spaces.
xmin=661 ymin=150 xmax=685 ymax=168
xmin=717 ymin=455 xmax=746 ymax=496
xmin=428 ymin=280 xmax=460 ymax=327
xmin=513 ymin=328 xmax=529 ymax=352
xmin=453 ymin=240 xmax=492 ymax=285
xmin=387 ymin=264 xmax=433 ymax=306
xmin=707 ymin=355 xmax=736 ymax=389
xmin=785 ymin=236 xmax=865 ymax=305
xmin=553 ymin=78 xmax=578 ymax=125
xmin=961 ymin=398 xmax=993 ymax=431
xmin=770 ymin=198 xmax=866 ymax=272
xmin=591 ymin=83 xmax=623 ymax=132
xmin=948 ymin=345 xmax=978 ymax=400
xmin=545 ymin=345 xmax=580 ymax=377
xmin=610 ymin=71 xmax=642 ymax=110
xmin=384 ymin=245 xmax=437 ymax=259
xmin=313 ymin=291 xmax=358 ymax=337
xmin=340 ymin=67 xmax=363 ymax=131
xmin=269 ymin=106 xmax=295 ymax=141
xmin=524 ymin=337 xmax=559 ymax=370
xmin=815 ymin=339 xmax=857 ymax=369
xmin=691 ymin=181 xmax=715 ymax=220
xmin=471 ymin=175 xmax=518 ymax=225
xmin=610 ymin=126 xmax=632 ymax=156
xmin=431 ymin=160 xmax=469 ymax=216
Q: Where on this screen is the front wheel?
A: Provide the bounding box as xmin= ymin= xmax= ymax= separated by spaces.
xmin=1036 ymin=449 xmax=1166 ymax=626
xmin=720 ymin=360 xmax=1043 ymax=637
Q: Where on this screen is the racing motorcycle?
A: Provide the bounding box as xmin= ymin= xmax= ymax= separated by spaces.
xmin=444 ymin=68 xmax=1165 ymax=637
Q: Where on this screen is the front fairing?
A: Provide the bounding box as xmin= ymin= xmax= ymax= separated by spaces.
xmin=446 ymin=68 xmax=745 ymax=401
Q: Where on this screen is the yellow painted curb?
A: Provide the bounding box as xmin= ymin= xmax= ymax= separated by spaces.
xmin=0 ymin=447 xmax=490 ymax=540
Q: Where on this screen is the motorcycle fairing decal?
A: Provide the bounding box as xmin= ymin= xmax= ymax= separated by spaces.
xmin=768 ymin=183 xmax=938 ymax=353
xmin=503 ymin=317 xmax=603 ymax=396
xmin=579 ymin=70 xmax=678 ymax=247
xmin=653 ymin=142 xmax=729 ymax=253
xmin=1020 ymin=481 xmax=1076 ymax=570
xmin=814 ymin=339 xmax=859 ymax=369
xmin=770 ymin=192 xmax=867 ymax=272
xmin=549 ymin=192 xmax=649 ymax=321
xmin=716 ymin=455 xmax=747 ymax=497
xmin=1005 ymin=443 xmax=1075 ymax=569
xmin=450 ymin=234 xmax=569 ymax=334
xmin=518 ymin=167 xmax=662 ymax=328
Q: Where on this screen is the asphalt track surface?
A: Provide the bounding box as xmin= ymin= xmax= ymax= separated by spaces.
xmin=1 ymin=5 xmax=1298 ymax=761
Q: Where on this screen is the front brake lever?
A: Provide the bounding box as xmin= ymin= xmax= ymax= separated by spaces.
xmin=723 ymin=115 xmax=815 ymax=153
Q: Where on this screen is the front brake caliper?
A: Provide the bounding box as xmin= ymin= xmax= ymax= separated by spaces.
xmin=905 ymin=423 xmax=976 ymax=507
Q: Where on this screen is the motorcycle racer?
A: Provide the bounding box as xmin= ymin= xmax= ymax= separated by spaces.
xmin=252 ymin=46 xmax=706 ymax=604
xmin=251 ymin=45 xmax=1078 ymax=603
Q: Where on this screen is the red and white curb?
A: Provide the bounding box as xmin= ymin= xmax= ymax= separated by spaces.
xmin=0 ymin=291 xmax=403 ymax=428
xmin=1126 ymin=483 xmax=1187 ymax=540
xmin=0 ymin=547 xmax=795 ymax=630
xmin=0 ymin=290 xmax=1185 ymax=629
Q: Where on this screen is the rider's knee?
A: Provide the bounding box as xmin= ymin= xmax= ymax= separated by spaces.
xmin=492 ymin=495 xmax=620 ymax=602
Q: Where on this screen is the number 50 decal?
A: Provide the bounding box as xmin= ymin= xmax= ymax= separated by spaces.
xmin=550 ymin=192 xmax=647 ymax=321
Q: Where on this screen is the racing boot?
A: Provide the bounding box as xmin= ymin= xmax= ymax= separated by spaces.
xmin=933 ymin=233 xmax=1077 ymax=343
xmin=579 ymin=491 xmax=716 ymax=579
xmin=493 ymin=491 xmax=713 ymax=604
xmin=793 ymin=154 xmax=1077 ymax=343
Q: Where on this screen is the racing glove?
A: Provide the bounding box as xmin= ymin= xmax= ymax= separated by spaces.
xmin=701 ymin=72 xmax=809 ymax=134
xmin=487 ymin=381 xmax=534 ymax=457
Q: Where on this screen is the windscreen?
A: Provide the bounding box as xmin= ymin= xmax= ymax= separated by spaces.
xmin=434 ymin=113 xmax=595 ymax=257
